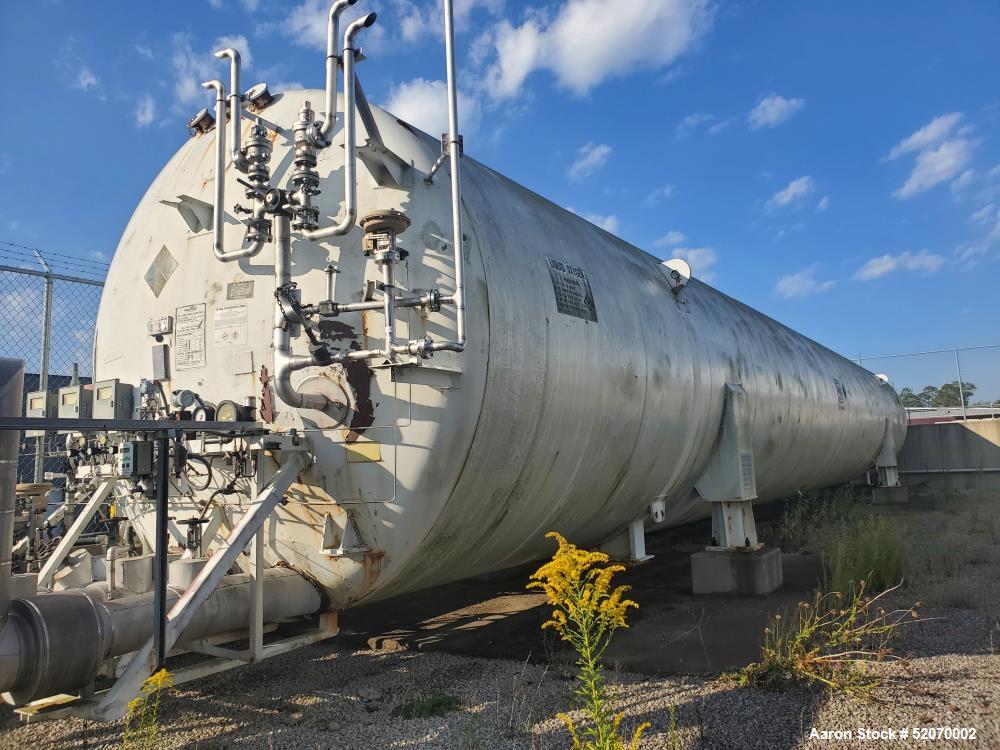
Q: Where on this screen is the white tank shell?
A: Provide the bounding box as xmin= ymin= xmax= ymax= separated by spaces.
xmin=95 ymin=89 xmax=905 ymax=607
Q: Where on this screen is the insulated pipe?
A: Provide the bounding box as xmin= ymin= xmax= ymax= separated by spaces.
xmin=0 ymin=568 xmax=320 ymax=703
xmin=315 ymin=0 xmax=358 ymax=147
xmin=0 ymin=359 xmax=24 ymax=620
xmin=299 ymin=12 xmax=377 ymax=242
xmin=201 ymin=79 xmax=268 ymax=262
xmin=213 ymin=48 xmax=248 ymax=172
xmin=427 ymin=0 xmax=466 ymax=353
xmin=273 ymin=215 xmax=331 ymax=411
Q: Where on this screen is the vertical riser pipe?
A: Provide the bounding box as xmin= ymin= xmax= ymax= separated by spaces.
xmin=0 ymin=358 xmax=24 ymax=619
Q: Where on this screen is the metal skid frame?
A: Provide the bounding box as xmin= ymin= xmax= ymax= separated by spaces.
xmin=2 ymin=418 xmax=338 ymax=723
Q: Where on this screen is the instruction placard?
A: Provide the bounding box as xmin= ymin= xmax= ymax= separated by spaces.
xmin=213 ymin=304 xmax=248 ymax=347
xmin=175 ymin=303 xmax=206 ymax=370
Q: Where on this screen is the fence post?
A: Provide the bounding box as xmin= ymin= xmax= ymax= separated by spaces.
xmin=33 ymin=251 xmax=54 ymax=482
xmin=953 ymin=346 xmax=967 ymax=421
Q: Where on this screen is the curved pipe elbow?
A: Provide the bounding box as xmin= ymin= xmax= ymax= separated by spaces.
xmin=273 ymin=352 xmax=330 ymax=412
xmin=346 ymin=12 xmax=377 ymax=44
xmin=317 ymin=0 xmax=359 ymax=145
xmin=300 ymin=206 xmax=357 ymax=241
xmin=214 ymin=48 xmax=247 ymax=170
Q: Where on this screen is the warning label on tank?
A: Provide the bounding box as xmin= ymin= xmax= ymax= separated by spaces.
xmin=213 ymin=304 xmax=248 ymax=347
xmin=175 ymin=303 xmax=206 ymax=370
xmin=545 ymin=257 xmax=598 ymax=322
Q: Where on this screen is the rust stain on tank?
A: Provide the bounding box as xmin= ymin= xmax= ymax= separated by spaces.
xmin=363 ymin=549 xmax=385 ymax=589
xmin=315 ymin=319 xmax=376 ymax=438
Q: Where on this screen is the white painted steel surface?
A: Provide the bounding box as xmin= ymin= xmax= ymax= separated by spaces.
xmin=93 ymin=89 xmax=905 ymax=607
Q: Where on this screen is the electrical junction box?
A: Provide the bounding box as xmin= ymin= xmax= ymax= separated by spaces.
xmin=93 ymin=379 xmax=134 ymax=420
xmin=25 ymin=390 xmax=58 ymax=437
xmin=57 ymin=385 xmax=93 ymax=421
xmin=147 ymin=316 xmax=174 ymax=337
xmin=119 ymin=440 xmax=153 ymax=477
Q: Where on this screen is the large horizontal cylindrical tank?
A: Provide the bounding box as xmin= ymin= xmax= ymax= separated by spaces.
xmin=93 ymin=88 xmax=905 ymax=607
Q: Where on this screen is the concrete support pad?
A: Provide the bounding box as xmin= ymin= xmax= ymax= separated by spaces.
xmin=873 ymin=485 xmax=909 ymax=505
xmin=691 ymin=547 xmax=783 ymax=596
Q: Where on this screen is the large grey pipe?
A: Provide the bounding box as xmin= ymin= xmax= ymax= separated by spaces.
xmin=213 ymin=48 xmax=247 ymax=172
xmin=273 ymin=215 xmax=330 ymax=411
xmin=428 ymin=0 xmax=466 ymax=354
xmin=0 ymin=358 xmax=23 ymax=620
xmin=300 ymin=12 xmax=376 ymax=242
xmin=202 ymin=79 xmax=268 ymax=262
xmin=315 ymin=0 xmax=358 ymax=147
xmin=0 ymin=567 xmax=319 ymax=704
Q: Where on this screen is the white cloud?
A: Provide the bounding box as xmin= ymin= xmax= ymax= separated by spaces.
xmin=775 ymin=266 xmax=835 ymax=299
xmin=886 ymin=113 xmax=976 ymax=200
xmin=894 ymin=138 xmax=973 ymax=199
xmin=483 ymin=0 xmax=714 ymax=98
xmin=384 ymin=78 xmax=483 ymax=137
xmin=279 ymin=0 xmax=339 ymax=51
xmin=675 ymin=112 xmax=714 ymax=139
xmin=748 ymin=94 xmax=805 ymax=130
xmin=887 ymin=112 xmax=962 ymax=160
xmin=951 ymin=168 xmax=975 ymax=193
xmin=853 ymin=250 xmax=945 ymax=281
xmin=567 ymin=207 xmax=619 ymax=233
xmin=133 ymin=93 xmax=156 ymax=128
xmin=653 ymin=230 xmax=685 ymax=247
xmin=971 ymin=203 xmax=995 ymax=224
xmin=669 ymin=247 xmax=718 ymax=283
xmin=768 ymin=176 xmax=815 ymax=208
xmin=568 ymin=142 xmax=611 ymax=180
xmin=643 ymin=185 xmax=675 ymax=206
xmin=134 ymin=44 xmax=154 ymax=60
xmin=171 ymin=33 xmax=253 ymax=106
xmin=55 ymin=40 xmax=104 ymax=98
xmin=816 ymin=195 xmax=830 ymax=212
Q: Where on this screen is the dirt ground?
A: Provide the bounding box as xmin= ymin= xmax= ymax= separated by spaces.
xmin=1 ymin=488 xmax=998 ymax=749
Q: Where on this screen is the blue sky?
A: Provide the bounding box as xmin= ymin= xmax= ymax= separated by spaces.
xmin=0 ymin=1 xmax=998 ymax=399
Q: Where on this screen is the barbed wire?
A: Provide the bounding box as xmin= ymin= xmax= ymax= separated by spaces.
xmin=0 ymin=240 xmax=111 ymax=279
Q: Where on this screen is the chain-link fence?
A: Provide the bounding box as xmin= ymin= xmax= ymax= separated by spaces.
xmin=0 ymin=242 xmax=106 ymax=482
xmin=859 ymin=344 xmax=1000 ymax=424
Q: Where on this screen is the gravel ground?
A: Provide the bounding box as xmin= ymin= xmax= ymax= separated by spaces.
xmin=2 ymin=492 xmax=998 ymax=749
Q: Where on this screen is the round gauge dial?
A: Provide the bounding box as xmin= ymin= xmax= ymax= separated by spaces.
xmin=215 ymin=400 xmax=242 ymax=422
xmin=192 ymin=405 xmax=216 ymax=422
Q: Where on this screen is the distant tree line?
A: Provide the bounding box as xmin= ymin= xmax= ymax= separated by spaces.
xmin=899 ymin=380 xmax=977 ymax=408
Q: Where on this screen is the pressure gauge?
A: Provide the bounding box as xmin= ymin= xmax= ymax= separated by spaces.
xmin=215 ymin=400 xmax=243 ymax=423
xmin=192 ymin=405 xmax=216 ymax=422
xmin=171 ymin=390 xmax=196 ymax=409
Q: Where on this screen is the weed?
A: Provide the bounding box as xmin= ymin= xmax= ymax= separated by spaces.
xmin=823 ymin=515 xmax=905 ymax=593
xmin=391 ymin=693 xmax=462 ymax=719
xmin=666 ymin=703 xmax=682 ymax=750
xmin=122 ymin=669 xmax=172 ymax=750
xmin=739 ymin=581 xmax=919 ymax=695
xmin=529 ymin=532 xmax=650 ymax=750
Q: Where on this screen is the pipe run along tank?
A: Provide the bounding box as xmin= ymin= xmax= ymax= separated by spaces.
xmin=93 ymin=88 xmax=905 ymax=608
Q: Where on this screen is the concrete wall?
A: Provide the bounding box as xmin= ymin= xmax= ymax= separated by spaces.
xmin=898 ymin=418 xmax=1000 ymax=492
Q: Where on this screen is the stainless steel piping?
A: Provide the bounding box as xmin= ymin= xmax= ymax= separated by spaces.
xmin=273 ymin=215 xmax=331 ymax=411
xmin=0 ymin=568 xmax=319 ymax=703
xmin=0 ymin=359 xmax=23 ymax=620
xmin=427 ymin=0 xmax=466 ymax=353
xmin=213 ymin=48 xmax=248 ymax=172
xmin=299 ymin=12 xmax=377 ymax=242
xmin=201 ymin=79 xmax=268 ymax=262
xmin=315 ymin=0 xmax=358 ymax=147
